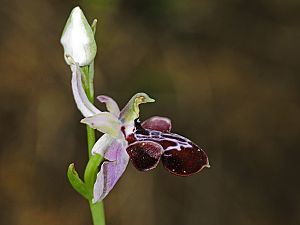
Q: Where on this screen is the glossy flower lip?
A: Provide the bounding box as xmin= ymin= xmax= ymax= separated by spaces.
xmin=127 ymin=117 xmax=210 ymax=176
xmin=126 ymin=140 xmax=164 ymax=171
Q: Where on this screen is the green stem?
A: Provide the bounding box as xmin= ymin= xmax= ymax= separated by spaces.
xmin=86 ymin=126 xmax=95 ymax=159
xmin=82 ymin=64 xmax=106 ymax=225
xmin=81 ymin=65 xmax=96 ymax=159
xmin=89 ymin=201 xmax=106 ymax=225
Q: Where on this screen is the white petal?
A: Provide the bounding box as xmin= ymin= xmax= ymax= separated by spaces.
xmin=71 ymin=64 xmax=101 ymax=117
xmin=97 ymin=95 xmax=120 ymax=117
xmin=91 ymin=134 xmax=113 ymax=157
xmin=81 ymin=112 xmax=122 ymax=137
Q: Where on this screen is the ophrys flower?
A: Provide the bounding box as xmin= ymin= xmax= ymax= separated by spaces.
xmin=71 ymin=64 xmax=209 ymax=203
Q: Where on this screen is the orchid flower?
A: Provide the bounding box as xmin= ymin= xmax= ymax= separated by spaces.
xmin=70 ymin=64 xmax=210 ymax=203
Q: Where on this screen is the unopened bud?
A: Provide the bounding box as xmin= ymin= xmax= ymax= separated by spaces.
xmin=60 ymin=6 xmax=97 ymax=66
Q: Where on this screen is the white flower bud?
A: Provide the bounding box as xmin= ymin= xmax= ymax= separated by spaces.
xmin=60 ymin=6 xmax=97 ymax=66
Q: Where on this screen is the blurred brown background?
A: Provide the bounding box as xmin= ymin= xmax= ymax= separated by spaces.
xmin=1 ymin=0 xmax=299 ymax=224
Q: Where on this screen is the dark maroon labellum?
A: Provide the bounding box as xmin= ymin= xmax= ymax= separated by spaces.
xmin=125 ymin=118 xmax=209 ymax=176
xmin=126 ymin=141 xmax=163 ymax=171
xmin=161 ymin=143 xmax=209 ymax=176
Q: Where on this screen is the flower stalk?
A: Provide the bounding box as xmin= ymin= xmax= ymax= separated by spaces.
xmin=89 ymin=201 xmax=105 ymax=225
xmin=81 ymin=67 xmax=106 ymax=225
xmin=81 ymin=65 xmax=96 ymax=159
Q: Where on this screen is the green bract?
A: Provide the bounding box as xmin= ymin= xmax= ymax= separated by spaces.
xmin=60 ymin=6 xmax=97 ymax=66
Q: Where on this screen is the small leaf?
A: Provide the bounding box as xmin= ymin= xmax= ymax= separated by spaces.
xmin=91 ymin=19 xmax=97 ymax=35
xmin=84 ymin=154 xmax=102 ymax=189
xmin=67 ymin=163 xmax=92 ymax=200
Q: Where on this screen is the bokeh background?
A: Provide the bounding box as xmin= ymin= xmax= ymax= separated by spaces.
xmin=1 ymin=0 xmax=300 ymax=224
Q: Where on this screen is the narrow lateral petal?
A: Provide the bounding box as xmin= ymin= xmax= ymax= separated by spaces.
xmin=71 ymin=64 xmax=101 ymax=117
xmin=126 ymin=141 xmax=163 ymax=171
xmin=97 ymin=95 xmax=120 ymax=117
xmin=142 ymin=116 xmax=172 ymax=133
xmin=81 ymin=112 xmax=122 ymax=138
xmin=91 ymin=134 xmax=113 ymax=157
xmin=92 ymin=141 xmax=129 ymax=203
